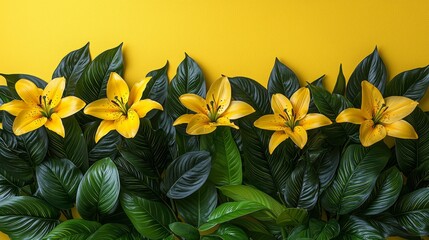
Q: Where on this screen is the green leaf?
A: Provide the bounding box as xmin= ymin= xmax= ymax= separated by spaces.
xmin=204 ymin=201 xmax=267 ymax=227
xmin=359 ymin=167 xmax=403 ymax=215
xmin=206 ymin=224 xmax=248 ymax=240
xmin=267 ymin=58 xmax=300 ymax=98
xmin=407 ymin=160 xmax=429 ymax=189
xmin=47 ymin=116 xmax=88 ymax=170
xmin=151 ymin=110 xmax=178 ymax=159
xmin=0 ymin=86 xmax=14 ymax=103
xmin=339 ymin=215 xmax=384 ymax=240
xmin=36 ymin=158 xmax=83 ymax=210
xmin=176 ymin=182 xmax=217 ymax=227
xmin=288 ymin=219 xmax=340 ymax=240
xmin=75 ymin=43 xmax=123 ymax=104
xmin=282 ymin=159 xmax=319 ymax=210
xmin=18 ymin=126 xmax=48 ymax=166
xmin=144 ymin=61 xmax=169 ymax=105
xmin=87 ymin=223 xmax=130 ymax=240
xmin=346 ymin=48 xmax=387 ymax=106
xmin=202 ymin=127 xmax=242 ymax=186
xmin=396 ymin=107 xmax=429 ymax=173
xmin=166 ymin=53 xmax=206 ymax=120
xmin=43 ymin=219 xmax=102 ymax=240
xmin=321 ymin=143 xmax=390 ymax=215
xmin=219 ymin=185 xmax=286 ymax=219
xmin=230 ymin=76 xmax=270 ymax=116
xmin=315 ymin=147 xmax=340 ymax=192
xmin=119 ymin=150 xmax=157 ymax=179
xmin=83 ymin=121 xmax=121 ymax=164
xmin=76 ymin=157 xmax=120 ymax=220
xmin=385 ymin=65 xmax=429 ymax=101
xmin=229 ymin=216 xmax=274 ymax=239
xmin=276 ymin=208 xmax=308 ymax=227
xmin=0 ymin=196 xmax=60 ymax=240
xmin=333 ymin=64 xmax=346 ymax=95
xmin=161 ymin=151 xmax=211 ymax=199
xmin=121 ymin=193 xmax=175 ymax=239
xmin=52 ymin=42 xmax=91 ymax=96
xmin=0 ymin=173 xmax=19 ymax=201
xmin=169 ymin=222 xmax=200 ymax=240
xmin=0 ymin=73 xmax=46 ymax=99
xmin=393 ymin=187 xmax=429 ymax=235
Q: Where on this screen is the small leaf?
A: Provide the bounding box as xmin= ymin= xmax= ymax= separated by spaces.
xmin=333 ymin=64 xmax=346 ymax=95
xmin=267 ymin=58 xmax=300 ymax=98
xmin=276 ymin=208 xmax=308 ymax=227
xmin=169 ymin=222 xmax=200 ymax=240
xmin=385 ymin=65 xmax=429 ymax=101
xmin=161 ymin=151 xmax=211 ymax=199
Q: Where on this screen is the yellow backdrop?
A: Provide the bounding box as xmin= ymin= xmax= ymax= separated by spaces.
xmin=0 ymin=0 xmax=428 ymax=239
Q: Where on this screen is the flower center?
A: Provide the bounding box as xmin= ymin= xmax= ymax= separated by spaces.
xmin=206 ymin=94 xmax=223 ymax=122
xmin=373 ymin=103 xmax=388 ymax=125
xmin=279 ymin=108 xmax=298 ymax=130
xmin=111 ymin=96 xmax=130 ymax=115
xmin=39 ymin=95 xmax=55 ymax=118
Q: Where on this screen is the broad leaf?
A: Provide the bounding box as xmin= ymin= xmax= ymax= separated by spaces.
xmin=333 ymin=64 xmax=346 ymax=95
xmin=321 ymin=143 xmax=390 ymax=215
xmin=230 ymin=76 xmax=270 ymax=116
xmin=0 ymin=196 xmax=60 ymax=240
xmin=0 ymin=173 xmax=19 ymax=201
xmin=83 ymin=121 xmax=121 ymax=164
xmin=0 ymin=86 xmax=14 ymax=103
xmin=338 ymin=215 xmax=384 ymax=239
xmin=52 ymin=42 xmax=91 ymax=96
xmin=385 ymin=65 xmax=429 ymax=101
xmin=408 ymin=160 xmax=429 ymax=189
xmin=161 ymin=151 xmax=211 ymax=199
xmin=76 ymin=157 xmax=120 ymax=220
xmin=151 ymin=110 xmax=178 ymax=159
xmin=44 ymin=219 xmax=101 ymax=240
xmin=121 ymin=193 xmax=175 ymax=239
xmin=36 ymin=158 xmax=83 ymax=210
xmin=315 ymin=147 xmax=340 ymax=192
xmin=288 ymin=219 xmax=340 ymax=240
xmin=144 ymin=61 xmax=169 ymax=105
xmin=276 ymin=208 xmax=308 ymax=227
xmin=169 ymin=222 xmax=200 ymax=240
xmin=119 ymin=150 xmax=157 ymax=179
xmin=229 ymin=216 xmax=274 ymax=239
xmin=393 ymin=187 xmax=429 ymax=235
xmin=204 ymin=224 xmax=248 ymax=240
xmin=346 ymin=48 xmax=387 ymax=106
xmin=87 ymin=223 xmax=130 ymax=240
xmin=17 ymin=126 xmax=48 ymax=166
xmin=267 ymin=58 xmax=300 ymax=98
xmin=0 ymin=73 xmax=46 ymax=99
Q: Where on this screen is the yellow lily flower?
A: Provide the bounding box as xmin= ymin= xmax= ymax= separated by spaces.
xmin=254 ymin=88 xmax=332 ymax=154
xmin=84 ymin=72 xmax=163 ymax=143
xmin=0 ymin=77 xmax=85 ymax=137
xmin=173 ymin=76 xmax=255 ymax=135
xmin=336 ymin=81 xmax=418 ymax=147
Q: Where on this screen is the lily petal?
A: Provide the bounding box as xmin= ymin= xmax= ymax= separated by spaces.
xmin=114 ymin=109 xmax=140 ymax=138
xmin=84 ymin=98 xmax=123 ymax=120
xmin=359 ymin=120 xmax=386 ymax=147
xmin=43 ymin=77 xmax=66 ymax=108
xmin=361 ymin=81 xmax=384 ymax=119
xmin=300 ymin=113 xmax=332 ymax=130
xmin=13 ymin=108 xmax=47 ymax=136
xmin=290 ymin=87 xmax=310 ymax=120
xmin=384 ymin=120 xmax=418 ymax=139
xmin=382 ymin=96 xmax=418 ymax=124
xmin=221 ymin=101 xmax=255 ymax=120
xmin=45 ymin=113 xmax=65 ymax=137
xmin=254 ymin=114 xmax=287 ymax=131
xmin=0 ymin=100 xmax=30 ymax=116
xmin=206 ymin=76 xmax=231 ymax=115
xmin=271 ymin=94 xmax=293 ymax=118
xmin=128 ymin=77 xmax=151 ymax=106
xmin=131 ymin=99 xmax=163 ymax=118
xmin=179 ymin=94 xmax=208 ymax=114
xmin=269 ymin=131 xmax=289 ymax=154
xmin=214 ymin=117 xmax=239 ymax=129
xmin=55 ymin=96 xmax=86 ymax=118
xmin=336 ymin=108 xmax=367 ymax=124
xmin=186 ymin=114 xmax=216 ymax=135
xmin=284 ymin=126 xmax=308 ymax=149
xmin=173 ymin=114 xmax=195 ymax=126
xmin=15 ymin=79 xmax=43 ymax=105
xmin=95 ymin=120 xmax=116 ymax=143
xmin=107 ymin=72 xmax=130 ymax=103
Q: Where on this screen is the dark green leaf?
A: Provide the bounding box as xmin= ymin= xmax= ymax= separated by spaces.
xmin=43 ymin=219 xmax=101 ymax=240
xmin=339 ymin=215 xmax=384 ymax=239
xmin=52 ymin=42 xmax=91 ymax=96
xmin=407 ymin=160 xmax=429 ymax=189
xmin=83 ymin=121 xmax=121 ymax=164
xmin=385 ymin=65 xmax=429 ymax=101
xmin=144 ymin=61 xmax=169 ymax=105
xmin=119 ymin=150 xmax=157 ymax=179
xmin=176 ymin=182 xmax=217 ymax=227
xmin=0 ymin=196 xmax=60 ymax=240
xmin=169 ymin=222 xmax=200 ymax=240
xmin=207 ymin=224 xmax=248 ymax=240
xmin=346 ymin=48 xmax=387 ymax=106
xmin=0 ymin=86 xmax=14 ymax=103
xmin=166 ymin=53 xmax=206 ymax=120
xmin=121 ymin=193 xmax=175 ymax=239
xmin=151 ymin=110 xmax=178 ymax=159
xmin=230 ymin=76 xmax=270 ymax=116
xmin=268 ymin=58 xmax=300 ymax=98
xmin=315 ymin=147 xmax=340 ymax=192
xmin=0 ymin=173 xmax=19 ymax=201
xmin=333 ymin=64 xmax=346 ymax=95
xmin=161 ymin=151 xmax=211 ymax=199
xmin=312 ymin=75 xmax=325 ymax=88
xmin=276 ymin=208 xmax=308 ymax=227
xmin=17 ymin=126 xmax=48 ymax=166
xmin=288 ymin=219 xmax=340 ymax=240
xmin=0 ymin=73 xmax=46 ymax=99
xmin=321 ymin=143 xmax=390 ymax=215
xmin=393 ymin=187 xmax=429 ymax=235
xmin=359 ymin=167 xmax=403 ymax=215
xmin=229 ymin=216 xmax=274 ymax=239
xmin=76 ymin=157 xmax=120 ymax=220
xmin=87 ymin=223 xmax=130 ymax=240
xmin=36 ymin=158 xmax=83 ymax=210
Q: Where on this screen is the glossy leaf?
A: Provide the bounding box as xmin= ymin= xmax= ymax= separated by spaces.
xmin=166 ymin=53 xmax=206 ymax=120
xmin=205 ymin=224 xmax=248 ymax=240
xmin=52 ymin=42 xmax=91 ymax=96
xmin=119 ymin=150 xmax=157 ymax=179
xmin=144 ymin=61 xmax=169 ymax=105
xmin=151 ymin=110 xmax=178 ymax=159
xmin=346 ymin=48 xmax=387 ymax=106
xmin=76 ymin=157 xmax=120 ymax=220
xmin=359 ymin=167 xmax=403 ymax=215
xmin=161 ymin=151 xmax=211 ymax=199
xmin=18 ymin=126 xmax=48 ymax=166
xmin=393 ymin=187 xmax=429 ymax=235
xmin=230 ymin=76 xmax=270 ymax=116
xmin=0 ymin=86 xmax=14 ymax=103
xmin=333 ymin=64 xmax=346 ymax=95
xmin=230 ymin=216 xmax=274 ymax=239
xmin=276 ymin=208 xmax=308 ymax=227
xmin=83 ymin=121 xmax=121 ymax=164
xmin=121 ymin=193 xmax=175 ymax=239
xmin=408 ymin=160 xmax=429 ymax=189
xmin=0 ymin=73 xmax=46 ymax=99
xmin=288 ymin=219 xmax=340 ymax=240
xmin=0 ymin=173 xmax=19 ymax=201
xmin=385 ymin=65 xmax=429 ymax=101
xmin=36 ymin=158 xmax=83 ymax=210
xmin=268 ymin=58 xmax=300 ymax=98
xmin=0 ymin=196 xmax=60 ymax=240
xmin=44 ymin=219 xmax=101 ymax=240
xmin=169 ymin=222 xmax=200 ymax=240
xmin=321 ymin=143 xmax=390 ymax=215
xmin=315 ymin=147 xmax=340 ymax=192
xmin=87 ymin=223 xmax=130 ymax=240
xmin=176 ymin=182 xmax=217 ymax=227
xmin=339 ymin=215 xmax=384 ymax=239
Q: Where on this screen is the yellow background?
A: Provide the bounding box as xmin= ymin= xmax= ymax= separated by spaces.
xmin=0 ymin=0 xmax=428 ymax=239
